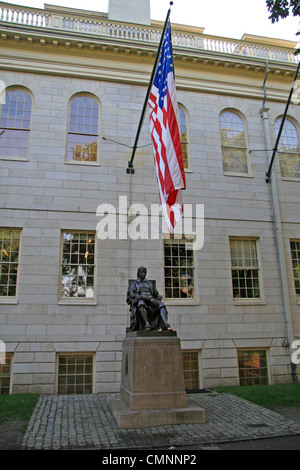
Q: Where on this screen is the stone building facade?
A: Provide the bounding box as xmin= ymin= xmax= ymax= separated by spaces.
xmin=0 ymin=0 xmax=299 ymax=394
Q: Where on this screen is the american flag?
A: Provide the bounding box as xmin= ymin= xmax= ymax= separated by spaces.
xmin=148 ymin=19 xmax=186 ymax=234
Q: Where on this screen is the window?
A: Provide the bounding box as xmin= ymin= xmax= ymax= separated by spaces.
xmin=60 ymin=232 xmax=96 ymax=300
xmin=57 ymin=354 xmax=93 ymax=394
xmin=178 ymin=105 xmax=190 ymax=169
xmin=0 ymin=88 xmax=32 ymax=159
xmin=164 ymin=238 xmax=195 ymax=299
xmin=0 ymin=354 xmax=12 ymax=395
xmin=230 ymin=238 xmax=261 ymax=300
xmin=219 ymin=110 xmax=249 ymax=175
xmin=238 ymin=349 xmax=269 ymax=386
xmin=66 ymin=94 xmax=99 ymax=163
xmin=0 ymin=229 xmax=21 ymax=298
xmin=183 ymin=351 xmax=200 ymax=391
xmin=275 ymin=117 xmax=300 ymax=179
xmin=290 ymin=240 xmax=300 ymax=297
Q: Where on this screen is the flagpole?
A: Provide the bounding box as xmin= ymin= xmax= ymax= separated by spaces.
xmin=127 ymin=2 xmax=173 ymax=174
xmin=265 ymin=60 xmax=300 ymax=183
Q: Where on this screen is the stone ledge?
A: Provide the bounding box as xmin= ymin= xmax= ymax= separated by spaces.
xmin=125 ymin=328 xmax=177 ymax=337
xmin=107 ymin=396 xmax=206 ymax=429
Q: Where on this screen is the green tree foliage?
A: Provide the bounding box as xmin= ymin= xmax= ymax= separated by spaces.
xmin=266 ymin=0 xmax=300 ymax=22
xmin=266 ymin=0 xmax=300 ymax=52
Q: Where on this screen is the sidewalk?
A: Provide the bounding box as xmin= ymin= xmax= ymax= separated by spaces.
xmin=22 ymin=392 xmax=300 ymax=450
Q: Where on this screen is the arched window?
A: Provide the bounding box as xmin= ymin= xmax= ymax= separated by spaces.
xmin=275 ymin=117 xmax=300 ymax=179
xmin=0 ymin=88 xmax=32 ymax=159
xmin=178 ymin=105 xmax=190 ymax=170
xmin=219 ymin=110 xmax=249 ymax=175
xmin=66 ymin=94 xmax=99 ymax=163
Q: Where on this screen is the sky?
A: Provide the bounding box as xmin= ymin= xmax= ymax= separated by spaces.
xmin=5 ymin=0 xmax=300 ymax=43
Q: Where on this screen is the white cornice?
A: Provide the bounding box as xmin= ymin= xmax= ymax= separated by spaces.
xmin=0 ymin=17 xmax=297 ymax=103
xmin=0 ymin=23 xmax=297 ymax=75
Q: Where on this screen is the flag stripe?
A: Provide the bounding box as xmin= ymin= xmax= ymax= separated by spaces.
xmin=148 ymin=18 xmax=186 ymax=234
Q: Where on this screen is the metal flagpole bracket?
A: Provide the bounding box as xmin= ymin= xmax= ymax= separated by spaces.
xmin=127 ymin=163 xmax=135 ymax=174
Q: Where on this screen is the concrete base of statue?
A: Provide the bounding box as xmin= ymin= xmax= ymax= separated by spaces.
xmin=107 ymin=330 xmax=206 ymax=429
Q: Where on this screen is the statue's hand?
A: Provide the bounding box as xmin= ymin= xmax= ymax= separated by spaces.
xmin=129 ymin=292 xmax=140 ymax=301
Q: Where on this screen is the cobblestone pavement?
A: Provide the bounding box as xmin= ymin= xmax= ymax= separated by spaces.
xmin=22 ymin=392 xmax=300 ymax=450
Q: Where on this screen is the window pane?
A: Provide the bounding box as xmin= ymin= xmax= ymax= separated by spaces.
xmin=276 ymin=118 xmax=300 ymax=178
xmin=276 ymin=118 xmax=299 ymax=152
xmin=220 ymin=111 xmax=246 ymax=147
xmin=60 ymin=232 xmax=95 ymax=299
xmin=181 ymin=142 xmax=188 ymax=169
xmin=67 ymin=134 xmax=97 ymax=162
xmin=220 ymin=111 xmax=248 ymax=174
xmin=0 ymin=229 xmax=20 ymax=297
xmin=0 ymin=89 xmax=32 ymax=158
xmin=182 ymin=351 xmax=199 ymax=390
xmin=178 ymin=106 xmax=189 ymax=169
xmin=164 ymin=239 xmax=195 ymax=299
xmin=290 ymin=240 xmax=300 ymax=296
xmin=0 ymin=355 xmax=12 ymax=395
xmin=0 ymin=89 xmax=32 ymax=129
xmin=238 ymin=350 xmax=269 ymax=386
xmin=230 ymin=239 xmax=260 ymax=299
xmin=57 ymin=355 xmax=93 ymax=395
xmin=0 ymin=129 xmax=30 ymax=158
xmin=69 ymin=96 xmax=99 ymax=134
xmin=67 ymin=95 xmax=99 ymax=163
xmin=222 ymin=147 xmax=248 ymax=173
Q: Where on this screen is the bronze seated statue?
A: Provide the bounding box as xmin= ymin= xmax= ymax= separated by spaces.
xmin=127 ymin=266 xmax=172 ymax=331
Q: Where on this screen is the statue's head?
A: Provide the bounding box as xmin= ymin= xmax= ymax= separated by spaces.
xmin=137 ymin=266 xmax=147 ymax=278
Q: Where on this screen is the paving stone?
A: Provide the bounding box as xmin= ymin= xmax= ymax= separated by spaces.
xmin=22 ymin=392 xmax=300 ymax=450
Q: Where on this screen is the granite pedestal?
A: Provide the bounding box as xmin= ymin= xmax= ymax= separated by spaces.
xmin=108 ymin=330 xmax=206 ymax=428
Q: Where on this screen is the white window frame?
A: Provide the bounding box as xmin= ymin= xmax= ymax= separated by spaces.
xmin=182 ymin=350 xmax=202 ymax=390
xmin=275 ymin=116 xmax=300 ymax=181
xmin=58 ymin=230 xmax=97 ymax=305
xmin=0 ymin=228 xmax=21 ymax=304
xmin=290 ymin=239 xmax=300 ymax=300
xmin=229 ymin=237 xmax=264 ymax=304
xmin=163 ymin=236 xmax=199 ymax=305
xmin=178 ymin=103 xmax=191 ymax=171
xmin=219 ymin=109 xmax=252 ymax=177
xmin=55 ymin=353 xmax=95 ymax=395
xmin=65 ymin=93 xmax=100 ymax=166
xmin=237 ymin=348 xmax=270 ymax=386
xmin=0 ymin=353 xmax=13 ymax=395
xmin=0 ymin=87 xmax=33 ymax=161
